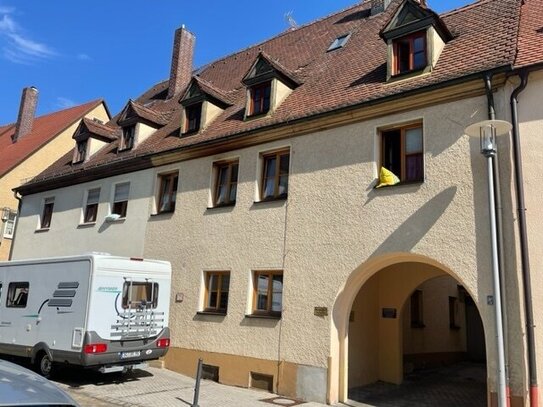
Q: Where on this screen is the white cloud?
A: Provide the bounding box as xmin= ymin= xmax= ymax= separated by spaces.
xmin=77 ymin=53 xmax=91 ymax=61
xmin=0 ymin=5 xmax=57 ymax=64
xmin=56 ymin=97 xmax=76 ymax=109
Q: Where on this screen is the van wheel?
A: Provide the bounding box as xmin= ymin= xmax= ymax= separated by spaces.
xmin=37 ymin=352 xmax=54 ymax=378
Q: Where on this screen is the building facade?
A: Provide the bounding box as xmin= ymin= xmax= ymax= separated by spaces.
xmin=0 ymin=88 xmax=109 ymax=260
xmin=10 ymin=0 xmax=543 ymax=405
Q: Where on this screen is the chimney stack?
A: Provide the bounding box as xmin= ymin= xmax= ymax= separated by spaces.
xmin=13 ymin=86 xmax=39 ymax=143
xmin=370 ymin=0 xmax=392 ymax=15
xmin=167 ymin=26 xmax=195 ymax=99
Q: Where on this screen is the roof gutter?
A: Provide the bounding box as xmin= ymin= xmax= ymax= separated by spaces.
xmin=509 ymin=69 xmax=538 ymax=407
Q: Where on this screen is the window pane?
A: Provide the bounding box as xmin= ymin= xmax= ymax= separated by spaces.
xmin=122 ymin=282 xmax=158 ymax=309
xmin=263 ymin=178 xmax=275 ymax=199
xmin=279 ymin=154 xmax=289 ymax=174
xmin=257 ymin=274 xmax=269 ymax=310
xmin=221 ymin=275 xmax=230 ymax=291
xmin=229 ymin=184 xmax=237 ymax=203
xmin=210 ymin=274 xmax=219 ymax=291
xmin=271 ymin=275 xmax=283 ymax=312
xmin=405 ymin=154 xmax=423 ymax=181
xmin=278 ymin=175 xmax=288 ymax=196
xmin=208 ymin=292 xmax=218 ymax=308
xmin=405 ymin=127 xmax=423 ymax=153
xmin=219 ymin=292 xmax=229 ymax=310
xmin=218 ymin=166 xmax=228 ymax=185
xmin=231 ymin=164 xmax=239 ymax=183
xmin=413 ymin=51 xmax=426 ymax=69
xmin=397 ymin=40 xmax=410 ymax=73
xmin=413 ymin=36 xmax=425 ymax=52
xmin=382 ymin=130 xmax=402 ymax=177
xmin=265 ymin=157 xmax=276 ymax=178
xmin=87 ymin=188 xmax=100 ymax=205
xmin=114 ymin=183 xmax=130 ymax=202
xmin=216 ymin=185 xmax=227 ymax=204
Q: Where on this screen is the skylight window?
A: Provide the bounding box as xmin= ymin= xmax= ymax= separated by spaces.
xmin=327 ymin=33 xmax=351 ymax=52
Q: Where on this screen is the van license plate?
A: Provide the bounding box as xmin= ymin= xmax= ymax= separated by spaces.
xmin=120 ymin=351 xmax=141 ymax=359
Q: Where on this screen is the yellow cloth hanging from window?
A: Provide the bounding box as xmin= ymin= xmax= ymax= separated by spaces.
xmin=376 ymin=167 xmax=400 ymax=188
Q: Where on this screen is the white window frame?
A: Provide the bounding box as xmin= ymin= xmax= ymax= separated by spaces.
xmin=3 ymin=211 xmax=16 ymax=239
xmin=110 ymin=182 xmax=130 ymax=219
xmin=81 ymin=187 xmax=101 ymax=224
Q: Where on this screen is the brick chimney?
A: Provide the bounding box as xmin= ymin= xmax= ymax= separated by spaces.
xmin=370 ymin=0 xmax=392 ymax=15
xmin=167 ymin=25 xmax=195 ymax=99
xmin=12 ymin=86 xmax=39 ymax=143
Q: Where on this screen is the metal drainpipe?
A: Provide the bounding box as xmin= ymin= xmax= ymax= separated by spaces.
xmin=510 ymin=69 xmax=538 ymax=407
xmin=484 ymin=72 xmax=510 ymax=403
xmin=7 ymin=191 xmax=22 ymax=260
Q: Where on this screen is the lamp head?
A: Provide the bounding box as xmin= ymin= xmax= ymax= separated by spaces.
xmin=464 ymin=119 xmax=512 ymax=157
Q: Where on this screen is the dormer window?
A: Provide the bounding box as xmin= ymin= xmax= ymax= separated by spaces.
xmin=393 ymin=31 xmax=426 ymax=75
xmin=184 ymin=103 xmax=202 ymax=134
xmin=379 ymin=0 xmax=452 ymax=80
xmin=120 ymin=125 xmax=135 ymax=150
xmin=74 ymin=140 xmax=88 ymax=163
xmin=249 ymin=81 xmax=271 ymax=117
xmin=242 ymin=52 xmax=300 ymax=120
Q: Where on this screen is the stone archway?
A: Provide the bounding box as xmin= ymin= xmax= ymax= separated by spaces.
xmin=329 ymin=252 xmax=486 ymax=404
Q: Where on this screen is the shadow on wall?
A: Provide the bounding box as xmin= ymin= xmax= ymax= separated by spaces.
xmin=370 ymin=186 xmax=457 ymax=257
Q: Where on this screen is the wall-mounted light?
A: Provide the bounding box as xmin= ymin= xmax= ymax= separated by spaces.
xmin=1 ymin=207 xmax=11 ymax=222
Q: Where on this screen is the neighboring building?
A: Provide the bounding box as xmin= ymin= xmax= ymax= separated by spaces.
xmin=0 ymin=88 xmax=109 ymax=260
xmin=9 ymin=0 xmax=543 ymax=405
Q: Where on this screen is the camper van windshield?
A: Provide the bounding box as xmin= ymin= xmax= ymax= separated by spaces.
xmin=122 ymin=282 xmax=158 ymax=309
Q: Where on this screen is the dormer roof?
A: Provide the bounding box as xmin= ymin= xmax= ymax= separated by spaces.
xmin=180 ymin=76 xmax=233 ymax=108
xmin=73 ymin=118 xmax=119 ymax=142
xmin=380 ymin=0 xmax=452 ymax=42
xmin=241 ymin=51 xmax=302 ymax=88
xmin=117 ymin=100 xmax=170 ymax=127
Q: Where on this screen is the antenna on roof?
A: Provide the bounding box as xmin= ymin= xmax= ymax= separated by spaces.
xmin=284 ymin=11 xmax=298 ymax=29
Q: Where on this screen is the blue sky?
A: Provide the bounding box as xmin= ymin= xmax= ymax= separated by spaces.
xmin=0 ymin=0 xmax=472 ymax=124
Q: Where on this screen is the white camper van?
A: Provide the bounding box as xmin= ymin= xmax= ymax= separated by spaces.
xmin=0 ymin=254 xmax=171 ymax=377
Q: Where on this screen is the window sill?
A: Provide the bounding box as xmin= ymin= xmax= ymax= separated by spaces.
xmin=181 ymin=129 xmax=200 ymax=137
xmin=254 ymin=195 xmax=288 ymax=204
xmin=150 ymin=210 xmax=175 ymax=217
xmin=35 ymin=228 xmax=50 ymax=233
xmin=2 ymin=236 xmax=13 ymax=240
xmin=196 ymin=311 xmax=227 ymax=317
xmin=374 ymin=180 xmax=423 ymax=189
xmin=77 ymin=222 xmax=96 ymax=228
xmin=245 ymin=111 xmax=270 ymax=121
xmin=207 ymin=202 xmax=236 ymax=210
xmin=245 ymin=313 xmax=282 ymax=320
xmin=389 ymin=67 xmax=428 ymax=83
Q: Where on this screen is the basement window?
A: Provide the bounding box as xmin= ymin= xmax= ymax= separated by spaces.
xmin=327 ymin=33 xmax=351 ymax=51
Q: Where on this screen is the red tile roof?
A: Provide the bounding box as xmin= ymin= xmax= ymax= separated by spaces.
xmin=515 ymin=0 xmax=543 ymax=68
xmin=23 ymin=0 xmax=538 ymax=189
xmin=0 ymin=100 xmax=104 ymax=178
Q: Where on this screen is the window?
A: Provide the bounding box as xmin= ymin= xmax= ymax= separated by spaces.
xmin=381 ymin=124 xmax=423 ymax=183
xmin=261 ymin=150 xmax=289 ymax=200
xmin=74 ymin=140 xmax=88 ymax=163
xmin=120 ymin=126 xmax=135 ymax=150
xmin=122 ymin=281 xmax=158 ymax=309
xmin=3 ymin=211 xmax=16 ymax=239
xmin=249 ymin=82 xmax=271 ymax=116
xmin=204 ymin=271 xmax=230 ymax=314
xmin=83 ymin=188 xmax=100 ymax=223
xmin=393 ymin=31 xmax=426 ymax=75
xmin=40 ymin=197 xmax=54 ymax=229
xmin=184 ymin=103 xmax=202 ymax=134
xmin=213 ymin=161 xmax=238 ymax=207
xmin=410 ymin=289 xmax=424 ymax=328
xmin=449 ymin=296 xmax=460 ymax=329
xmin=112 ymin=182 xmax=130 ymax=218
xmin=328 ymin=33 xmax=351 ymax=51
xmin=157 ymin=172 xmax=178 ymax=213
xmin=6 ymin=282 xmax=29 ymax=308
xmin=253 ymin=271 xmax=283 ymax=317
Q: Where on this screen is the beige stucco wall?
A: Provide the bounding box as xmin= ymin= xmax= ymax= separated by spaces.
xmin=0 ymin=103 xmax=109 ymax=260
xmin=11 ymin=80 xmax=539 ymax=404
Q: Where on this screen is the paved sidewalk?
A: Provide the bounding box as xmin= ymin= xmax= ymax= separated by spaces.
xmin=53 ymin=366 xmax=331 ymax=407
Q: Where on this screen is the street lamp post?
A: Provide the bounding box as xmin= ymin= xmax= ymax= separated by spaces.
xmin=465 ymin=119 xmax=512 ymax=407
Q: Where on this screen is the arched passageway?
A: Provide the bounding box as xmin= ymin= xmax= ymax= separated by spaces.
xmin=331 ymin=254 xmax=487 ymax=406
